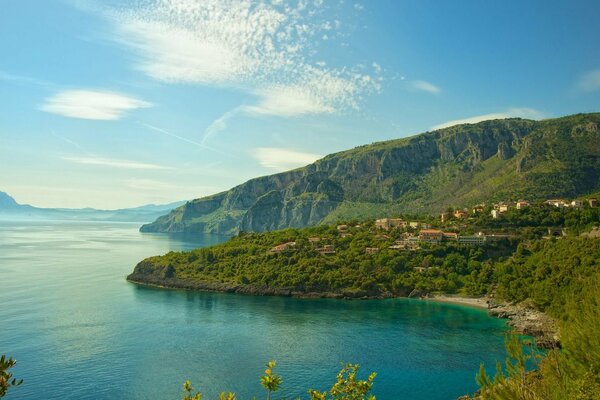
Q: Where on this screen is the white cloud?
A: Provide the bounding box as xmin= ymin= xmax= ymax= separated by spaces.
xmin=41 ymin=90 xmax=151 ymax=120
xmin=244 ymin=85 xmax=334 ymax=117
xmin=411 ymin=80 xmax=441 ymax=94
xmin=577 ymin=69 xmax=600 ymax=92
xmin=253 ymin=147 xmax=321 ymax=171
xmin=431 ymin=108 xmax=545 ymax=130
xmin=101 ymin=0 xmax=377 ymax=117
xmin=62 ymin=156 xmax=171 ymax=170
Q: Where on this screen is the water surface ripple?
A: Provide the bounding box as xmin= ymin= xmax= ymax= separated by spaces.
xmin=0 ymin=220 xmax=509 ymax=399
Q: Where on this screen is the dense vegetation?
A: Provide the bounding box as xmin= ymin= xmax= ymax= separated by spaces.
xmin=474 ymin=271 xmax=600 ymax=399
xmin=130 ymin=204 xmax=600 ymax=301
xmin=141 ymin=112 xmax=600 ymax=235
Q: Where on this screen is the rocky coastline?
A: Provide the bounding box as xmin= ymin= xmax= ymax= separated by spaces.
xmin=126 ymin=273 xmax=400 ymax=300
xmin=487 ymin=299 xmax=560 ymax=349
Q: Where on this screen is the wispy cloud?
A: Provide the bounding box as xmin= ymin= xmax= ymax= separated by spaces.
xmin=577 ymin=69 xmax=600 ymax=93
xmin=101 ymin=0 xmax=378 ymax=117
xmin=0 ymin=70 xmax=55 ymax=87
xmin=40 ymin=90 xmax=151 ymax=120
xmin=431 ymin=108 xmax=545 ymax=130
xmin=62 ymin=156 xmax=171 ymax=170
xmin=244 ymin=85 xmax=334 ymax=117
xmin=253 ymin=147 xmax=321 ymax=171
xmin=411 ymin=80 xmax=441 ymax=94
xmin=201 ymin=107 xmax=243 ymax=145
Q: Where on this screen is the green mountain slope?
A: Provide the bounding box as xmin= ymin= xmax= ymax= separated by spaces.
xmin=141 ymin=112 xmax=600 ymax=234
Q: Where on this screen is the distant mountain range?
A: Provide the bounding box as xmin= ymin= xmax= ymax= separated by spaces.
xmin=140 ymin=112 xmax=600 ymax=235
xmin=0 ymin=192 xmax=186 ymax=223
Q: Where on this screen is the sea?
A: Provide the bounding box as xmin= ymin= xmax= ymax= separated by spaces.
xmin=0 ymin=219 xmax=511 ymax=399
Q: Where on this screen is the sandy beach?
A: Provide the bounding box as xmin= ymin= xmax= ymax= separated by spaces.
xmin=424 ymin=295 xmax=489 ymax=309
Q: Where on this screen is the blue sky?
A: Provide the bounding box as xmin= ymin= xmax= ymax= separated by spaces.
xmin=1 ymin=0 xmax=599 ymax=208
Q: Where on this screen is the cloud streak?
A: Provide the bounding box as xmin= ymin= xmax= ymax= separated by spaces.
xmin=253 ymin=147 xmax=321 ymax=171
xmin=431 ymin=108 xmax=545 ymax=130
xmin=577 ymin=69 xmax=600 ymax=93
xmin=103 ymin=0 xmax=378 ymax=117
xmin=41 ymin=90 xmax=151 ymax=120
xmin=62 ymin=156 xmax=171 ymax=170
xmin=411 ymin=80 xmax=441 ymax=94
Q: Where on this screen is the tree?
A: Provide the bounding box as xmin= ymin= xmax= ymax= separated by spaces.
xmin=260 ymin=360 xmax=282 ymax=400
xmin=308 ymin=364 xmax=376 ymax=400
xmin=0 ymin=355 xmax=23 ymax=398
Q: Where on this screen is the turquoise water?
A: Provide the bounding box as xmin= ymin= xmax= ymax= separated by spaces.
xmin=0 ymin=220 xmax=510 ymax=399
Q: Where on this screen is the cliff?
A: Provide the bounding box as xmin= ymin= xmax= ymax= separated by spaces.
xmin=141 ymin=112 xmax=600 ymax=234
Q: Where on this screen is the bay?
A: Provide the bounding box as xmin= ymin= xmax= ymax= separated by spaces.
xmin=0 ymin=220 xmax=510 ymax=399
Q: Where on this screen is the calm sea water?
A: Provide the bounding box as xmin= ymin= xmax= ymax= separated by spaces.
xmin=0 ymin=220 xmax=510 ymax=400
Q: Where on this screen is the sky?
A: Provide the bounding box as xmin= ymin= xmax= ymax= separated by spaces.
xmin=1 ymin=0 xmax=600 ymax=209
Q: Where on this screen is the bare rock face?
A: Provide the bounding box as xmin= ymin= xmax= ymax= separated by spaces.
xmin=141 ymin=113 xmax=600 ymax=235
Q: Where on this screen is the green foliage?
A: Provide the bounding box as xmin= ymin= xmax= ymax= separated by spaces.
xmin=0 ymin=355 xmax=23 ymax=398
xmin=182 ymin=362 xmax=375 ymax=400
xmin=308 ymin=364 xmax=376 ymax=400
xmin=475 ymin=276 xmax=600 ymax=399
xmin=183 ymin=380 xmax=201 ymax=400
xmin=260 ymin=360 xmax=281 ymax=400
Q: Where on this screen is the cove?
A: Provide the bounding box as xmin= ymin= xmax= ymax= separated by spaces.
xmin=0 ymin=220 xmax=509 ymax=399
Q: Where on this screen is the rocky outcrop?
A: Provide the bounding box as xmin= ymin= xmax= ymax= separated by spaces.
xmin=488 ymin=301 xmax=560 ymax=349
xmin=141 ymin=113 xmax=600 ymax=234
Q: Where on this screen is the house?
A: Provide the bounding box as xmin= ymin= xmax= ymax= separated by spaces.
xmin=409 ymin=221 xmax=420 ymax=229
xmin=440 ymin=212 xmax=451 ymax=222
xmin=498 ymin=204 xmax=509 ymax=213
xmin=337 ymin=224 xmax=349 ymax=231
xmin=375 ymin=218 xmax=407 ymax=230
xmin=545 ymin=199 xmax=568 ymax=208
xmin=269 ymin=242 xmax=296 ymax=253
xmin=453 ymin=210 xmax=469 ymax=219
xmin=491 ymin=210 xmax=500 ymax=219
xmin=418 ymin=229 xmax=443 ymax=244
xmin=516 ymin=201 xmax=530 ymax=210
xmin=458 ymin=233 xmax=486 ymax=245
xmin=365 ymin=247 xmax=380 ymax=254
xmin=316 ymin=244 xmax=336 ymax=255
xmin=443 ymin=232 xmax=459 ymax=241
xmin=308 ymin=237 xmax=321 ymax=243
xmin=571 ymin=200 xmax=583 ymax=208
xmin=340 ymin=232 xmax=353 ymax=238
xmin=589 ymin=199 xmax=598 ymax=207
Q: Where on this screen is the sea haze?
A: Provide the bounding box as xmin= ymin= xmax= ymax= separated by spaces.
xmin=0 ymin=220 xmax=510 ymax=399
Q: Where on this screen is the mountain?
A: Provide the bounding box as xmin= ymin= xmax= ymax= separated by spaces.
xmin=141 ymin=112 xmax=600 ymax=235
xmin=0 ymin=193 xmax=186 ymax=223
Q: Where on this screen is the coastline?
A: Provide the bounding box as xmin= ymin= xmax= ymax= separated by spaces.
xmin=127 ymin=275 xmax=559 ymax=348
xmin=422 ymin=294 xmax=489 ymax=310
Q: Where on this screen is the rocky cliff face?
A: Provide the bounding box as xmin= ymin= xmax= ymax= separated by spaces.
xmin=141 ymin=113 xmax=600 ymax=234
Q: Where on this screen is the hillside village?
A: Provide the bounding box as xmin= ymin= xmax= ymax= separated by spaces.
xmin=267 ymin=197 xmax=599 ymax=256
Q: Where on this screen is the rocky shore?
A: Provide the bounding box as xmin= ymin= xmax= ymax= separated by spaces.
xmin=126 ymin=273 xmax=399 ymax=300
xmin=423 ymin=293 xmax=560 ymax=349
xmin=487 ymin=300 xmax=560 ymax=349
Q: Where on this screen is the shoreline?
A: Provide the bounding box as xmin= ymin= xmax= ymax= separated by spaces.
xmin=127 ymin=276 xmax=559 ymax=348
